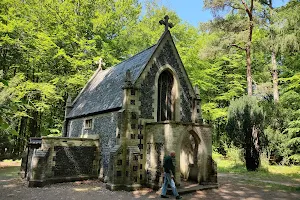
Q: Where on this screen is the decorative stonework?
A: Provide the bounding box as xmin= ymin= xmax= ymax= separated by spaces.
xmin=140 ymin=63 xmax=159 ymax=119
xmin=139 ymin=40 xmax=193 ymax=122
xmin=157 ymin=41 xmax=192 ymax=122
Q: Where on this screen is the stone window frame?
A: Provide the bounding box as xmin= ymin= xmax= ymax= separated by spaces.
xmin=84 ymin=118 xmax=93 ymax=130
xmin=153 ymin=65 xmax=181 ymax=122
xmin=157 ymin=70 xmax=174 ymax=121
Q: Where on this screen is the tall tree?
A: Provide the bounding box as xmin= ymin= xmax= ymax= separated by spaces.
xmin=204 ymin=0 xmax=255 ymax=96
xmin=0 ymin=0 xmax=142 ymax=158
xmin=258 ymin=0 xmax=282 ymax=103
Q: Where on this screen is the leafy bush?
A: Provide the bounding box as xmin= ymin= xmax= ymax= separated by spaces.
xmin=227 ymin=95 xmax=264 ymax=171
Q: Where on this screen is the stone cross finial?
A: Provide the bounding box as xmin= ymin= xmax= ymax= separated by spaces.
xmin=66 ymin=94 xmax=73 ymax=108
xmin=98 ymin=58 xmax=103 ymax=71
xmin=194 ymin=85 xmax=200 ymax=99
xmin=66 ymin=95 xmax=72 ymax=104
xmin=124 ymin=69 xmax=133 ymax=88
xmin=159 ymin=15 xmax=174 ymax=32
xmin=125 ymin=70 xmax=131 ymax=83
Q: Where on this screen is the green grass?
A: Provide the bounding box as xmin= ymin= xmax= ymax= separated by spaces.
xmin=0 ymin=159 xmax=21 ymax=163
xmin=0 ymin=159 xmax=21 ymax=180
xmin=213 ymin=151 xmax=300 ymax=191
xmin=0 ymin=166 xmax=20 ymax=179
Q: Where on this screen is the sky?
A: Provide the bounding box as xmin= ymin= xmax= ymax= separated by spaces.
xmin=145 ymin=0 xmax=290 ymax=27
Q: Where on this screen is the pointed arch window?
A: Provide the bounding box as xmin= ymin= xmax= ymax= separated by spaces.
xmin=157 ymin=70 xmax=174 ymax=121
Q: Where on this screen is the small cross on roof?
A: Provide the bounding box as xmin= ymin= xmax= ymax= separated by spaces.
xmin=159 ymin=15 xmax=174 ymax=32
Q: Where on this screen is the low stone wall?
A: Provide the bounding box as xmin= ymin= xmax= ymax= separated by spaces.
xmin=24 ymin=137 xmax=100 ymax=187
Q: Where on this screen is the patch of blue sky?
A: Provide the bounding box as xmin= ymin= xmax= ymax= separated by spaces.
xmin=139 ymin=0 xmax=289 ymax=26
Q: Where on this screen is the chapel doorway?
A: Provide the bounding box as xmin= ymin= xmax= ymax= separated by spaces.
xmin=180 ymin=131 xmax=200 ymax=183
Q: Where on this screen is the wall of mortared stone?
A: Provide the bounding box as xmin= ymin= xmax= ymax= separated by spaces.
xmin=139 ymin=63 xmax=159 ymax=120
xmin=144 ymin=122 xmax=213 ymax=187
xmin=139 ymin=39 xmax=193 ymax=122
xmin=27 ymin=137 xmax=100 ymax=187
xmin=67 ymin=112 xmax=118 ymax=178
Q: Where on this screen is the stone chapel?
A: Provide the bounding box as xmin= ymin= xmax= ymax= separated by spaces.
xmin=22 ymin=16 xmax=217 ymax=190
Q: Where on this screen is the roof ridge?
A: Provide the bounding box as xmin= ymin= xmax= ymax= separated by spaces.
xmin=112 ymin=44 xmax=157 ymax=68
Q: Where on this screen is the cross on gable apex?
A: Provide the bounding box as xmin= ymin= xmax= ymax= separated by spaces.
xmin=159 ymin=15 xmax=174 ymax=32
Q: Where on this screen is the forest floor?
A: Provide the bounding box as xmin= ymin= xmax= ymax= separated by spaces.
xmin=0 ymin=160 xmax=299 ymax=200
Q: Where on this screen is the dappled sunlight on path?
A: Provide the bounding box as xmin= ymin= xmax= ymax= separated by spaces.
xmin=0 ymin=164 xmax=299 ymax=200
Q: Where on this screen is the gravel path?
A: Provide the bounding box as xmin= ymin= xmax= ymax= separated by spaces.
xmin=0 ymin=166 xmax=299 ymax=200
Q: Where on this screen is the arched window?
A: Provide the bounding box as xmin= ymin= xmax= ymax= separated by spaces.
xmin=157 ymin=70 xmax=174 ymax=121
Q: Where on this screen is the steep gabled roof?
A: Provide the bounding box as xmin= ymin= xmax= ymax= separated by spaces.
xmin=67 ymin=44 xmax=157 ymax=119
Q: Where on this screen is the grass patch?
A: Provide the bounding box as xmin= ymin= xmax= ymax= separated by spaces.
xmin=0 ymin=160 xmax=21 ymax=180
xmin=0 ymin=166 xmax=20 ymax=179
xmin=0 ymin=159 xmax=21 ymax=166
xmin=213 ymin=151 xmax=300 ymax=186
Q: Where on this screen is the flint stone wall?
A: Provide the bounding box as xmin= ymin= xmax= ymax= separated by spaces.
xmin=139 ymin=40 xmax=193 ymax=122
xmin=67 ymin=112 xmax=118 ymax=177
xmin=27 ymin=137 xmax=100 ymax=187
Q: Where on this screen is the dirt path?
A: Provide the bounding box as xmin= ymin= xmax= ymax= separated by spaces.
xmin=0 ymin=166 xmax=299 ymax=200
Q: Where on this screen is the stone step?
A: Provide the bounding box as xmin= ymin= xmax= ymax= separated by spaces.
xmin=165 ymin=184 xmax=218 ymax=195
xmin=178 ymin=184 xmax=218 ymax=195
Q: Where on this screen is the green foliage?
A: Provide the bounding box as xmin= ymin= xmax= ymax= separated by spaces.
xmin=227 ymin=95 xmax=264 ymax=170
xmin=213 ymin=150 xmax=300 ymax=191
xmin=227 ymin=96 xmax=265 ymax=147
xmin=0 ymin=0 xmax=299 ymax=166
xmin=0 ymin=0 xmax=142 ymax=160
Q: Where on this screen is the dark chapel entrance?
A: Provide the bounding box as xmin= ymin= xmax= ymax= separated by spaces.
xmin=180 ymin=130 xmax=201 ymax=184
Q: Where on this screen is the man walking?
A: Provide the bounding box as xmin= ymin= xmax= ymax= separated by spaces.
xmin=161 ymin=151 xmax=182 ymax=199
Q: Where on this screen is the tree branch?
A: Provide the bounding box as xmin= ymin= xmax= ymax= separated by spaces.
xmin=230 ymin=44 xmax=246 ymax=51
xmin=250 ymin=0 xmax=254 ymax=12
xmin=241 ymin=0 xmax=252 ymax=16
xmin=225 ymin=2 xmax=244 ymax=11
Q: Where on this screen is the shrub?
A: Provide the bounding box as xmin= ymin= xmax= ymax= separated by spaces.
xmin=227 ymin=95 xmax=264 ymax=171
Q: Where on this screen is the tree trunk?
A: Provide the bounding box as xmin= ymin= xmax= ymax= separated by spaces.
xmin=18 ymin=117 xmax=28 ymax=156
xmin=29 ymin=111 xmax=39 ymax=137
xmin=246 ymin=47 xmax=252 ymax=96
xmin=271 ymin=50 xmax=279 ymax=102
xmin=267 ymin=1 xmax=280 ymax=103
xmin=242 ymin=0 xmax=254 ymax=96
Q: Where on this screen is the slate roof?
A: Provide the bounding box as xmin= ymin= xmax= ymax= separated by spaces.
xmin=67 ymin=44 xmax=157 ymax=119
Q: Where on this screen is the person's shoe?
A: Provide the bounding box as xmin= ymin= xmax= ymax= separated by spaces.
xmin=160 ymin=195 xmax=169 ymax=198
xmin=176 ymin=196 xmax=182 ymax=199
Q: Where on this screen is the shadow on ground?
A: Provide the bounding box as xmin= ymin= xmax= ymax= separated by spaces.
xmin=0 ymin=164 xmax=299 ymax=200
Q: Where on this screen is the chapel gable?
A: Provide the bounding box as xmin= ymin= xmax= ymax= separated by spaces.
xmin=137 ymin=31 xmax=196 ymax=123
